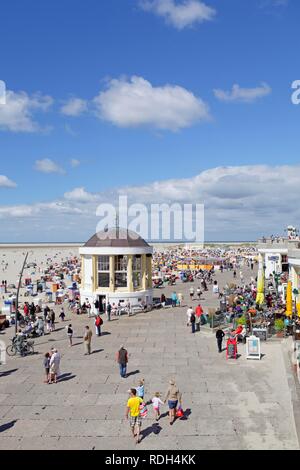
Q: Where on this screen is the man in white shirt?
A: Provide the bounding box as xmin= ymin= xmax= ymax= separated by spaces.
xmin=186 ymin=307 xmax=194 ymax=326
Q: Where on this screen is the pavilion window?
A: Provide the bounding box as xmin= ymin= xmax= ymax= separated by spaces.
xmin=98 ymin=255 xmax=110 ymax=288
xmin=133 ymin=255 xmax=142 ymax=288
xmin=115 ymin=255 xmax=128 ymax=288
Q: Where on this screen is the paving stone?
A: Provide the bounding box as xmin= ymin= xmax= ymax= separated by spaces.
xmin=0 ymin=265 xmax=299 ymax=450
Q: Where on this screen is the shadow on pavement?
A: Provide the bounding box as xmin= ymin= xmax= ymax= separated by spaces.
xmin=58 ymin=373 xmax=76 ymax=382
xmin=126 ymin=369 xmax=140 ymax=378
xmin=180 ymin=408 xmax=192 ymax=420
xmin=0 ymin=368 xmax=18 ymax=377
xmin=92 ymin=349 xmax=104 ymax=354
xmin=0 ymin=420 xmax=17 ymax=433
xmin=141 ymin=423 xmax=162 ymax=440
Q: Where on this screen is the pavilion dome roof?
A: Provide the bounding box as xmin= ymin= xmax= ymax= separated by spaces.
xmin=84 ymin=228 xmax=150 ymax=248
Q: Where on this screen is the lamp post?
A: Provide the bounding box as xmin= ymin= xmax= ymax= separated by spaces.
xmin=263 ymin=263 xmax=266 ymax=301
xmin=15 ymin=252 xmax=29 ymax=336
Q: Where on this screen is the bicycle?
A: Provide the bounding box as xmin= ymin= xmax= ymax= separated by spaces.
xmin=6 ymin=337 xmax=35 ymax=357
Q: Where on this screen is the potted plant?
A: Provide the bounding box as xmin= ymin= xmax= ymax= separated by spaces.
xmin=275 ymin=319 xmax=284 ymax=338
xmin=236 ymin=316 xmax=246 ymax=326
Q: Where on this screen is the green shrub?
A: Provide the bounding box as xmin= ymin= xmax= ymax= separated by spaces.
xmin=275 ymin=319 xmax=284 ymax=332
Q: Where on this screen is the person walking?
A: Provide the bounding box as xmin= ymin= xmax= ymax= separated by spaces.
xmin=46 ymin=312 xmax=52 ymax=334
xmin=186 ymin=306 xmax=193 ymax=326
xmin=83 ymin=326 xmax=93 ymax=355
xmin=59 ymin=307 xmax=65 ymax=322
xmin=195 ymin=305 xmax=202 ymax=332
xmin=86 ymin=300 xmax=91 ymax=318
xmin=136 ymin=379 xmax=145 ymax=401
xmin=95 ymin=315 xmax=103 ymax=337
xmin=49 ymin=349 xmax=61 ymax=384
xmin=116 ymin=345 xmax=128 ymax=378
xmin=106 ymin=302 xmax=112 ymax=321
xmin=216 ymin=327 xmax=225 ymax=353
xmin=160 ymin=293 xmax=166 ymax=308
xmin=50 ymin=309 xmax=55 ymax=331
xmin=189 ymin=286 xmax=194 ymax=301
xmin=94 ymin=299 xmax=100 ymax=316
xmin=43 ymin=352 xmax=50 ymax=383
xmin=196 ymin=287 xmax=202 ymax=301
xmin=164 ymin=380 xmax=182 ymax=425
xmin=66 ymin=324 xmax=73 ymax=347
xmin=152 ymin=392 xmax=164 ymax=421
xmin=190 ymin=311 xmax=196 ymax=334
xmin=171 ymin=291 xmax=177 ymax=308
xmin=126 ymin=388 xmax=143 ymax=444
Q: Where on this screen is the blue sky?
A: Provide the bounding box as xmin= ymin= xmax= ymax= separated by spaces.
xmin=0 ymin=0 xmax=300 ymax=241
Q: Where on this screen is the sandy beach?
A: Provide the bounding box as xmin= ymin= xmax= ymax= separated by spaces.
xmin=0 ymin=245 xmax=81 ymax=310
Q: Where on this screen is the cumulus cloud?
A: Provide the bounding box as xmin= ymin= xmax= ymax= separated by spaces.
xmin=94 ymin=76 xmax=210 ymax=131
xmin=0 ymin=175 xmax=17 ymax=188
xmin=2 ymin=164 xmax=300 ymax=241
xmin=139 ymin=0 xmax=216 ymax=29
xmin=61 ymin=98 xmax=88 ymax=116
xmin=34 ymin=159 xmax=65 ymax=174
xmin=0 ymin=90 xmax=53 ymax=132
xmin=214 ymin=83 xmax=272 ymax=103
xmin=64 ymin=187 xmax=98 ymax=203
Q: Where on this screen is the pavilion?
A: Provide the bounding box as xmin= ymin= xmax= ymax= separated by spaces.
xmin=79 ymin=228 xmax=153 ymax=312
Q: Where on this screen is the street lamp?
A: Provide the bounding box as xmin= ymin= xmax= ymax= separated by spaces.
xmin=263 ymin=263 xmax=266 ymax=300
xmin=15 ymin=252 xmax=29 ymax=336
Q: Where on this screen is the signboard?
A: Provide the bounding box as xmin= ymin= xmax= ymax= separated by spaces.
xmin=246 ymin=336 xmax=261 ymax=360
xmin=253 ymin=328 xmax=268 ymax=341
xmin=268 ymin=256 xmax=279 ymax=261
xmin=226 ymin=338 xmax=237 ymax=359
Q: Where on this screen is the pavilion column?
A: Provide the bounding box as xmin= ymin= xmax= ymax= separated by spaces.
xmin=147 ymin=255 xmax=153 ymax=289
xmin=142 ymin=255 xmax=147 ymax=290
xmin=128 ymin=255 xmax=134 ymax=292
xmin=80 ymin=255 xmax=85 ymax=289
xmin=110 ymin=255 xmax=115 ymax=292
xmin=92 ymin=256 xmax=97 ymax=291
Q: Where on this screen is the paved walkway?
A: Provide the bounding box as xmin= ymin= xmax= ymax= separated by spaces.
xmin=0 ymin=267 xmax=299 ymax=450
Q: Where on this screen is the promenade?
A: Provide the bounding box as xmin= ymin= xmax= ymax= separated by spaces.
xmin=0 ymin=267 xmax=299 ymax=450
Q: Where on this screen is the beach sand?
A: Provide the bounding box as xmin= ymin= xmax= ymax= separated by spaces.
xmin=0 ymin=245 xmax=81 ymax=309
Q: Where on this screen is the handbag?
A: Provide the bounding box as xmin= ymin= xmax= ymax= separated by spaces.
xmin=176 ymin=406 xmax=184 ymax=418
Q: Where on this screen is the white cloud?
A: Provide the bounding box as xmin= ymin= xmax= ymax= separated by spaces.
xmin=214 ymin=83 xmax=272 ymax=103
xmin=94 ymin=75 xmax=210 ymax=131
xmin=0 ymin=90 xmax=53 ymax=132
xmin=64 ymin=187 xmax=98 ymax=203
xmin=70 ymin=159 xmax=80 ymax=168
xmin=34 ymin=159 xmax=65 ymax=175
xmin=139 ymin=0 xmax=216 ymax=29
xmin=61 ymin=98 xmax=88 ymax=116
xmin=0 ymin=175 xmax=17 ymax=188
xmin=2 ymin=164 xmax=300 ymax=241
